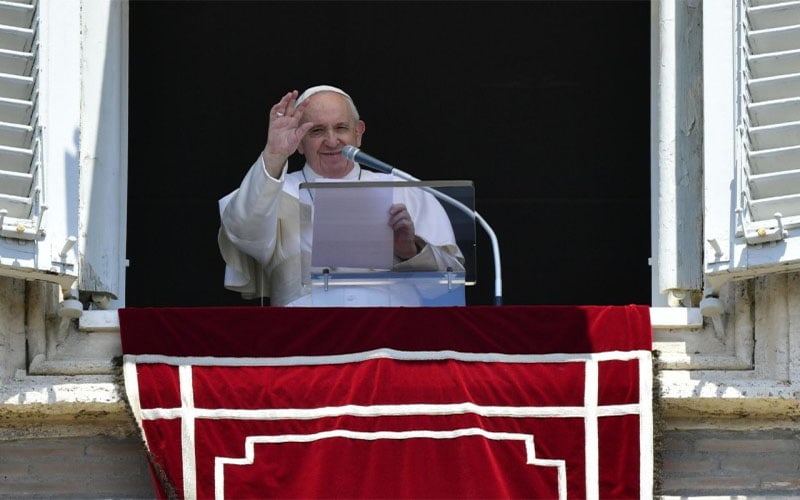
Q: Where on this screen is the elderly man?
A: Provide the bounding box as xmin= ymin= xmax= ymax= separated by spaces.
xmin=218 ymin=85 xmax=464 ymax=306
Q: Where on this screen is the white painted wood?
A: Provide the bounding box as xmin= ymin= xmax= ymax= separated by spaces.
xmin=0 ymin=0 xmax=129 ymax=301
xmin=0 ymin=0 xmax=84 ymax=288
xmin=78 ymin=0 xmax=129 ymax=306
xmin=651 ymin=0 xmax=704 ymax=304
xmin=701 ymin=0 xmax=800 ymax=284
xmin=0 ymin=0 xmax=36 ymax=221
xmin=745 ymin=0 xmax=800 ymax=224
xmin=654 ymin=0 xmax=679 ymax=300
xmin=702 ymin=0 xmax=737 ymax=280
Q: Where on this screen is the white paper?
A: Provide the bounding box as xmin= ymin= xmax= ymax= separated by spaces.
xmin=310 ymin=182 xmax=394 ymax=270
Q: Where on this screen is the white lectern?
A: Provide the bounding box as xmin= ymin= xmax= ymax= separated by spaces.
xmin=299 ymin=179 xmax=476 ymax=307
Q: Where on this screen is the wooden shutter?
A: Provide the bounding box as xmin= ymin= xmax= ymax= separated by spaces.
xmin=740 ymin=0 xmax=800 ymax=243
xmin=0 ymin=0 xmax=39 ymax=240
xmin=701 ymin=0 xmax=800 ymax=291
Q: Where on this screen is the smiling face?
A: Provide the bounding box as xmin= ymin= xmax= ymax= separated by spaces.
xmin=297 ymin=92 xmax=365 ymax=178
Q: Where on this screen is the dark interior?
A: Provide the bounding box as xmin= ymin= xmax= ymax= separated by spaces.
xmin=126 ymin=0 xmax=651 ymax=307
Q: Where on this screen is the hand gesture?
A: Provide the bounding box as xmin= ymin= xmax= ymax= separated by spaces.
xmin=262 ymin=91 xmax=314 ymax=177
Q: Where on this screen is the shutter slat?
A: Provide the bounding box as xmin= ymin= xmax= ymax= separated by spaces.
xmin=0 ymin=144 xmax=32 ymax=172
xmin=748 ymin=120 xmax=800 ymax=150
xmin=748 ymin=96 xmax=800 ymax=126
xmin=0 ymin=120 xmax=31 ymax=147
xmin=752 ymin=0 xmax=800 ymax=6
xmin=0 ymin=2 xmax=33 ymax=30
xmin=0 ymin=72 xmax=32 ymax=99
xmin=749 ymin=49 xmax=800 ymax=79
xmin=750 ymin=193 xmax=800 ymax=221
xmin=749 ymin=24 xmax=800 ymax=54
xmin=0 ymin=95 xmax=31 ymax=124
xmin=748 ymin=72 xmax=800 ymax=101
xmin=0 ymin=191 xmax=30 ymax=218
xmin=748 ymin=1 xmax=800 ymax=30
xmin=0 ymin=48 xmax=31 ymax=75
xmin=0 ymin=167 xmax=30 ymax=195
xmin=0 ymin=146 xmax=33 ymax=173
xmin=749 ymin=168 xmax=800 ymax=198
xmin=0 ymin=24 xmax=32 ymax=52
xmin=749 ymin=144 xmax=800 ymax=174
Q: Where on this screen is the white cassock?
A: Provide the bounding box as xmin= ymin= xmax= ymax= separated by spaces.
xmin=218 ymin=156 xmax=465 ymax=306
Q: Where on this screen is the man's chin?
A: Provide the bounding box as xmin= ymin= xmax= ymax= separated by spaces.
xmin=314 ymin=159 xmax=352 ymax=178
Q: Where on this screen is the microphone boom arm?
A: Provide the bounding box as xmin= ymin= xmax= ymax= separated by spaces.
xmin=343 ymin=145 xmax=503 ymax=305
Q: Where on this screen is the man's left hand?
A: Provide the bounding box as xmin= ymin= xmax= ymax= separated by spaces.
xmin=389 ymin=203 xmax=418 ymax=260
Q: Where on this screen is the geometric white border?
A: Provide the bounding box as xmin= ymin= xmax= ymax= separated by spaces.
xmin=213 ymin=428 xmax=567 ymax=500
xmin=123 ymin=349 xmax=653 ymax=500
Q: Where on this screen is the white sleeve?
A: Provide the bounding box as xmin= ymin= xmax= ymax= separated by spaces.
xmin=392 ymin=186 xmax=466 ymax=272
xmin=217 ymin=156 xmax=288 ymax=297
xmin=219 ymin=155 xmax=287 ymax=266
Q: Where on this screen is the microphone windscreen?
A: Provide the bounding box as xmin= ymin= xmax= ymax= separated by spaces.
xmin=342 ymin=145 xmax=359 ymax=161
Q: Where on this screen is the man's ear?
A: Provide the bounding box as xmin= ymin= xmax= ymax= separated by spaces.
xmin=355 ymin=120 xmax=366 ymax=147
xmin=297 ymin=139 xmax=305 ymax=155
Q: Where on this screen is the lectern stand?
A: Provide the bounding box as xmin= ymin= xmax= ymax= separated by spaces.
xmin=299 ymin=178 xmax=476 ymax=307
xmin=308 ymin=270 xmax=467 ymax=306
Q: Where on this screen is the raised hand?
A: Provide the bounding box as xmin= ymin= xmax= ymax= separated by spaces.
xmin=262 ymin=91 xmax=314 ymax=177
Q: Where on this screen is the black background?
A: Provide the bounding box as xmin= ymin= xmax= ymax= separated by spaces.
xmin=126 ymin=0 xmax=651 ymax=307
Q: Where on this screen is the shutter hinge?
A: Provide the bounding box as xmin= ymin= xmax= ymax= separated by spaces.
xmin=51 ymin=236 xmax=77 ymax=270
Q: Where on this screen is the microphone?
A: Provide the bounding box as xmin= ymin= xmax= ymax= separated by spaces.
xmin=342 ymin=145 xmax=395 ymax=174
xmin=341 ymin=145 xmax=504 ymax=305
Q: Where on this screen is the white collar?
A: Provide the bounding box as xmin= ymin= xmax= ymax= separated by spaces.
xmin=301 ymin=163 xmax=362 ymax=182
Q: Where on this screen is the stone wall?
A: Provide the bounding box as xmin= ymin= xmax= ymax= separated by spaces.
xmin=3 ymin=274 xmax=800 ymax=497
xmin=4 ymin=423 xmax=800 ymax=498
xmin=660 ymin=427 xmax=800 ymax=498
xmin=0 ymin=435 xmax=152 ymax=498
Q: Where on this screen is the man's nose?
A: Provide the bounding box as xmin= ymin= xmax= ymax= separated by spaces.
xmin=323 ymin=129 xmax=339 ymax=146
